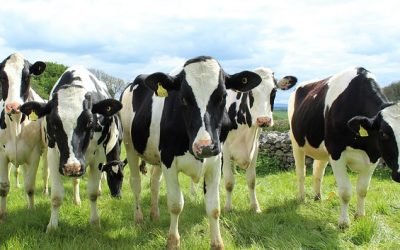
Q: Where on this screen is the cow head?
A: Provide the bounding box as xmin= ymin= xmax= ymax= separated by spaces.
xmin=20 ymin=88 xmax=122 ymax=177
xmin=99 ymin=159 xmax=127 ymax=198
xmin=143 ymin=56 xmax=262 ymax=159
xmin=348 ymin=103 xmax=400 ymax=182
xmin=0 ymin=53 xmax=46 ymax=115
xmin=246 ymin=68 xmax=297 ymax=128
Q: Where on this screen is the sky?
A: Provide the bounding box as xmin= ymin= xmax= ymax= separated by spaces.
xmin=1 ymin=0 xmax=399 ymax=104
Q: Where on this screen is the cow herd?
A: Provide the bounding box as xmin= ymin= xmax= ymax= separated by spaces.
xmin=0 ymin=52 xmax=399 ymax=249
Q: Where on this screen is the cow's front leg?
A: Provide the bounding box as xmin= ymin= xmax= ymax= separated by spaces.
xmin=163 ymin=165 xmax=183 ymax=249
xmin=126 ymin=146 xmax=143 ymax=224
xmin=355 ymin=163 xmax=376 ymax=218
xmin=47 ymin=149 xmax=64 ymax=232
xmin=150 ymin=165 xmax=162 ymax=221
xmin=0 ymin=156 xmax=10 ymax=220
xmin=204 ymin=156 xmax=224 ymax=250
xmin=292 ymin=143 xmax=306 ymax=201
xmin=331 ymin=158 xmax=351 ymax=229
xmin=73 ymin=178 xmax=81 ymax=206
xmin=246 ymin=147 xmax=261 ymax=213
xmin=88 ymin=165 xmax=102 ymax=227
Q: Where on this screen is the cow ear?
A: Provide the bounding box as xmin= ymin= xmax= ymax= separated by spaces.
xmin=225 ymin=71 xmax=262 ymax=92
xmin=347 ymin=116 xmax=377 ymax=137
xmin=144 ymin=72 xmax=180 ymax=97
xmin=92 ymin=99 xmax=122 ymax=116
xmin=20 ymin=101 xmax=51 ymax=121
xmin=30 ymin=61 xmax=46 ymax=76
xmin=276 ymin=76 xmax=297 ymax=90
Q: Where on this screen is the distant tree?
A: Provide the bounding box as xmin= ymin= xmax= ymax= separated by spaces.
xmin=31 ymin=62 xmax=68 ymax=99
xmin=89 ymin=68 xmax=126 ymax=99
xmin=382 ymin=81 xmax=400 ymax=102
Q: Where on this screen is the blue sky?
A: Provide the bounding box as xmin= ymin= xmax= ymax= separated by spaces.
xmin=1 ymin=0 xmax=399 ymax=104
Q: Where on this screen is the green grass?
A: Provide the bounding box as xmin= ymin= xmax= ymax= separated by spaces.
xmin=2 ymin=152 xmax=400 ymax=249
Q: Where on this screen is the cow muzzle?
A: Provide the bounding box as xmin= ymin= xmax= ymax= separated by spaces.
xmin=61 ymin=162 xmax=85 ymax=177
xmin=5 ymin=102 xmax=21 ymax=114
xmin=192 ymin=139 xmax=219 ymax=158
xmin=256 ymin=117 xmax=272 ymax=128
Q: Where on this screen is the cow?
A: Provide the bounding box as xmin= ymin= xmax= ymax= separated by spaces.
xmin=223 ymin=67 xmax=297 ymax=213
xmin=288 ymin=67 xmax=400 ymax=228
xmin=0 ymin=53 xmax=46 ymax=220
xmin=120 ymin=56 xmax=262 ymax=249
xmin=20 ymin=66 xmax=123 ymax=231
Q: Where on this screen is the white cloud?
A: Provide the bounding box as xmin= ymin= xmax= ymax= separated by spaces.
xmin=1 ymin=0 xmax=399 ymax=104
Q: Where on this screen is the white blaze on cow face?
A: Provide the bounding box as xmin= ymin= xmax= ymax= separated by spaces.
xmin=381 ymin=103 xmax=400 ymax=173
xmin=184 ymin=58 xmax=221 ymax=146
xmin=56 ymin=87 xmax=87 ymax=166
xmin=3 ymin=53 xmax=25 ymax=111
xmin=251 ymin=68 xmax=276 ymax=127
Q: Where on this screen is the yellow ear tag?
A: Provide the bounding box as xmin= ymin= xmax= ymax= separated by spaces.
xmin=359 ymin=126 xmax=369 ymax=137
xmin=29 ymin=111 xmax=38 ymax=121
xmin=156 ymin=82 xmax=168 ymax=97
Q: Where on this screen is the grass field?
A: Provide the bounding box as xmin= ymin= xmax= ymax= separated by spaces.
xmin=1 ymin=152 xmax=400 ymax=249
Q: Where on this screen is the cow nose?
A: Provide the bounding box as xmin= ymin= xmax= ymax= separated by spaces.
xmin=5 ymin=103 xmax=21 ymax=114
xmin=193 ymin=139 xmax=217 ymax=158
xmin=256 ymin=117 xmax=272 ymax=127
xmin=63 ymin=162 xmax=82 ymax=176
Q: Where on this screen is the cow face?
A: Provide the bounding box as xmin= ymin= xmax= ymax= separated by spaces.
xmin=99 ymin=159 xmax=127 ymax=198
xmin=20 ymin=88 xmax=122 ymax=177
xmin=249 ymin=68 xmax=297 ymax=127
xmin=144 ymin=56 xmax=262 ymax=159
xmin=0 ymin=53 xmax=45 ymax=114
xmin=348 ymin=103 xmax=400 ymax=182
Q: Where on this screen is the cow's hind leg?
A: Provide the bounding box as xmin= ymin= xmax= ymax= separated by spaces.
xmin=312 ymin=160 xmax=328 ymax=201
xmin=73 ymin=178 xmax=81 ymax=206
xmin=292 ymin=144 xmax=306 ymax=201
xmin=11 ymin=163 xmax=21 ymax=188
xmin=87 ymin=165 xmax=102 ymax=227
xmin=222 ymin=149 xmax=234 ymax=212
xmin=0 ymin=157 xmax=10 ymax=220
xmin=23 ymin=154 xmax=40 ymax=210
xmin=355 ymin=163 xmax=376 ymax=219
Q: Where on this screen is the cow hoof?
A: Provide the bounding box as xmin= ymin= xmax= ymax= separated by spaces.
xmin=73 ymin=199 xmax=82 ymax=207
xmin=297 ymin=194 xmax=305 ymax=202
xmin=135 ymin=211 xmax=144 ymax=224
xmin=43 ymin=190 xmax=49 ymax=196
xmin=223 ymin=205 xmax=232 ymax=213
xmin=314 ymin=194 xmax=321 ymax=201
xmin=251 ymin=204 xmax=262 ymax=213
xmin=150 ymin=210 xmax=160 ymax=222
xmin=354 ymin=213 xmax=365 ymax=220
xmin=167 ymin=233 xmax=180 ymax=250
xmin=90 ymin=218 xmax=101 ymax=228
xmin=338 ymin=220 xmax=350 ymax=229
xmin=46 ymin=224 xmax=57 ymax=233
xmin=0 ymin=211 xmax=6 ymax=221
xmin=211 ymin=241 xmax=224 ymax=250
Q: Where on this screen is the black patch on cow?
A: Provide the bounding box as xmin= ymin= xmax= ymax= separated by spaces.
xmin=227 ymin=92 xmax=253 ymax=129
xmin=0 ymin=57 xmax=10 ymax=101
xmin=0 ymin=110 xmax=6 ymax=129
xmin=291 ymin=78 xmax=330 ymax=148
xmin=325 ymin=73 xmax=387 ymax=161
xmin=236 ymin=92 xmax=242 ymax=100
xmin=376 ymin=116 xmax=399 ymax=172
xmin=270 ymin=88 xmax=277 ymax=112
xmin=20 ymin=60 xmax=32 ymax=101
xmin=227 ymin=103 xmax=238 ymax=130
xmin=52 ymin=70 xmax=82 ymax=93
xmin=129 ymin=76 xmax=154 ymax=155
xmin=183 ymin=56 xmax=213 ymax=67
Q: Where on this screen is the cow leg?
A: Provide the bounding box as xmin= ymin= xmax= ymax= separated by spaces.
xmin=150 ymin=165 xmax=162 ymax=221
xmin=355 ymin=163 xmax=376 ymax=218
xmin=163 ymin=164 xmax=183 ymax=249
xmin=312 ymin=160 xmax=328 ymax=201
xmin=42 ymin=155 xmax=49 ymax=196
xmin=0 ymin=156 xmax=10 ymax=220
xmin=11 ymin=163 xmax=21 ymax=188
xmin=204 ymin=156 xmax=224 ymax=250
xmin=73 ymin=178 xmax=81 ymax=206
xmin=21 ymin=162 xmax=38 ymax=210
xmin=222 ymin=149 xmax=234 ymax=212
xmin=292 ymin=144 xmax=306 ymax=201
xmin=246 ymin=147 xmax=261 ymax=213
xmin=330 ymin=159 xmax=351 ymax=229
xmin=87 ymin=165 xmax=102 ymax=227
xmin=126 ymin=143 xmax=143 ymax=223
xmin=47 ymin=149 xmax=64 ymax=232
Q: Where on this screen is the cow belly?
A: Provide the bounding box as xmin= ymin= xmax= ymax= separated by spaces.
xmin=343 ymin=147 xmax=378 ymax=172
xmin=225 ymin=127 xmax=260 ymax=169
xmin=175 ymin=152 xmax=204 ymax=182
xmin=298 ymin=140 xmax=329 ymax=161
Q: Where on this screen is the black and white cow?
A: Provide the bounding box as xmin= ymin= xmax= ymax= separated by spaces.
xmin=0 ymin=53 xmax=46 ymax=220
xmin=120 ymin=56 xmax=262 ymax=249
xmin=20 ymin=66 xmax=123 ymax=231
xmin=288 ymin=67 xmax=400 ymax=228
xmin=223 ymin=67 xmax=297 ymax=212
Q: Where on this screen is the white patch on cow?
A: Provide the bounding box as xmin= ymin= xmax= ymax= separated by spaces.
xmin=325 ymin=67 xmax=359 ymax=111
xmin=112 ymin=165 xmax=119 ymax=174
xmin=184 ymin=59 xmax=220 ymax=143
xmin=105 ymin=118 xmax=118 ymax=154
xmin=3 ymin=53 xmax=24 ymax=105
xmin=56 ymin=86 xmax=86 ymax=164
xmin=381 ymin=103 xmax=400 ymax=173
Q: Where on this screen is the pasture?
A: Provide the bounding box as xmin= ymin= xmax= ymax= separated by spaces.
xmin=1 ymin=150 xmax=400 ymax=249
